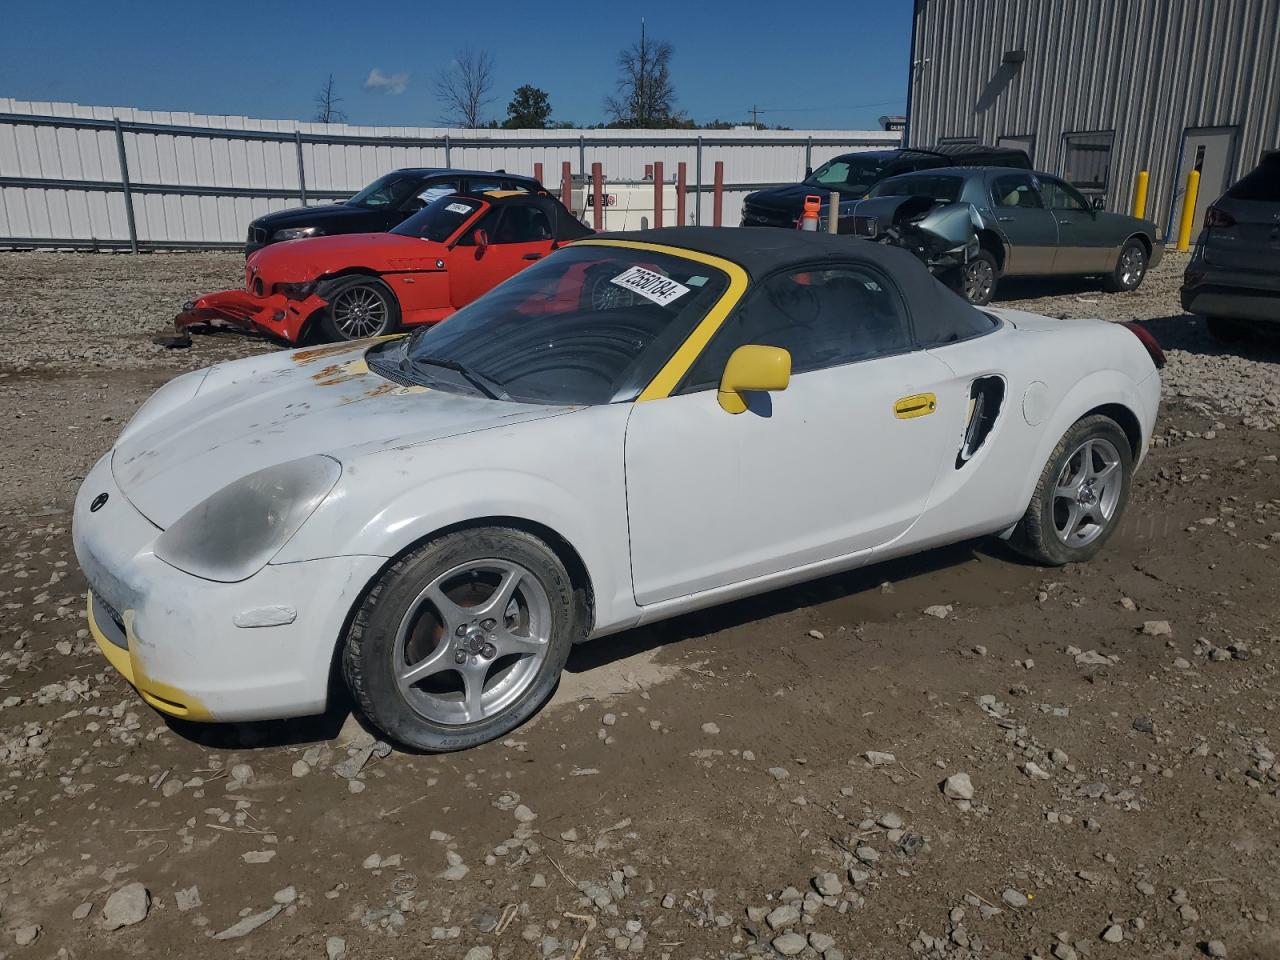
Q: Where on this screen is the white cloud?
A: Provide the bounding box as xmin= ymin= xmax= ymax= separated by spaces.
xmin=364 ymin=68 xmax=409 ymax=96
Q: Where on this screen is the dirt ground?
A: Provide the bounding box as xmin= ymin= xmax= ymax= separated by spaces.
xmin=0 ymin=250 xmax=1278 ymax=960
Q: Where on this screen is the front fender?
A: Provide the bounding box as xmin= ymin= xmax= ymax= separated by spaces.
xmin=273 ymin=406 xmax=638 ymax=637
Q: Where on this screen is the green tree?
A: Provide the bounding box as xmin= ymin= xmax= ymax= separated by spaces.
xmin=503 ymin=85 xmax=553 ymax=129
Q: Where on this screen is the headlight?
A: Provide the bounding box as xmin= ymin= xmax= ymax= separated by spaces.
xmin=273 ymin=226 xmax=323 ymax=241
xmin=278 ymin=281 xmax=317 ymax=300
xmin=154 ymin=456 xmax=341 ymax=582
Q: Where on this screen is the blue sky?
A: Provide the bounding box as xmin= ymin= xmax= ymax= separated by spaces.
xmin=0 ymin=0 xmax=911 ymax=130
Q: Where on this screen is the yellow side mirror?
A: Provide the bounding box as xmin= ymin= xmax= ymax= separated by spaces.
xmin=717 ymin=345 xmax=791 ymax=414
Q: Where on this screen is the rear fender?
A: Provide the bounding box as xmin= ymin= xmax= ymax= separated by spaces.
xmin=1016 ymin=368 xmax=1152 ymax=513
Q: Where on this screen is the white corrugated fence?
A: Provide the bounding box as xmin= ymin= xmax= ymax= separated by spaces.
xmin=0 ymin=98 xmax=899 ymax=250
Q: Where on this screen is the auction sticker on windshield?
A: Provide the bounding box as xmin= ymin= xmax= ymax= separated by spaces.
xmin=610 ymin=266 xmax=690 ymax=306
xmin=445 ymin=202 xmax=473 ymax=214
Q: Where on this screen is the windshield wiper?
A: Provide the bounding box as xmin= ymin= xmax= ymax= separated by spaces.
xmin=410 ymin=355 xmax=509 ymax=401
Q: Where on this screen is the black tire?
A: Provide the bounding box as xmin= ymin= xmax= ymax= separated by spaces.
xmin=1205 ymin=316 xmax=1250 ymax=343
xmin=320 ymin=277 xmax=400 ymax=342
xmin=342 ymin=527 xmax=579 ymax=752
xmin=957 ymin=251 xmax=998 ymax=306
xmin=1102 ymin=238 xmax=1148 ymax=293
xmin=1009 ymin=415 xmax=1133 ymax=566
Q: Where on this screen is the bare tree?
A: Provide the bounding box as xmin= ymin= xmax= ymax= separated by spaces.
xmin=604 ymin=20 xmax=680 ymax=127
xmin=313 ymin=74 xmax=347 ymax=124
xmin=434 ymin=48 xmax=496 ymax=128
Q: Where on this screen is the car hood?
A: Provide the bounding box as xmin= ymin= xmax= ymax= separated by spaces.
xmin=252 ymin=203 xmax=367 ymax=229
xmin=248 ymin=233 xmax=446 ymax=282
xmin=111 ymin=341 xmax=575 ymax=528
xmin=746 ymin=182 xmax=853 ymax=212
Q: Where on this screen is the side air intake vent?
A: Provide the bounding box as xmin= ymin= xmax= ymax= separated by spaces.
xmin=957 ymin=376 xmax=1005 ymax=468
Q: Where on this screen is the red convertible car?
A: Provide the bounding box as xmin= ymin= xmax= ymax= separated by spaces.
xmin=176 ymin=191 xmax=590 ymax=343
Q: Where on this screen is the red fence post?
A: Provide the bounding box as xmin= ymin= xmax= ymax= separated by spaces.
xmin=713 ymin=161 xmax=724 ymax=227
xmin=676 ymin=162 xmax=687 ymax=226
xmin=653 ymin=161 xmax=664 ymax=228
xmin=561 ymin=161 xmax=572 ymax=209
xmin=591 ymin=161 xmax=603 ymax=231
xmin=534 ymin=161 xmax=543 ymax=184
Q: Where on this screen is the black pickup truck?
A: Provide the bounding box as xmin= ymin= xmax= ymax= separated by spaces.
xmin=741 ymin=143 xmax=1030 ymax=230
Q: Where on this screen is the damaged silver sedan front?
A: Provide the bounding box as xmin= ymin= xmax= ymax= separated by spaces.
xmin=838 ymin=167 xmax=1162 ymax=305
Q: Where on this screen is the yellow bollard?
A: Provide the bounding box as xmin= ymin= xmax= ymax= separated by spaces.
xmin=1176 ymin=169 xmax=1201 ymax=252
xmin=1132 ymin=170 xmax=1149 ymax=219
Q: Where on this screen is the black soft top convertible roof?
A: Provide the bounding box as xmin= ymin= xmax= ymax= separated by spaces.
xmin=591 ymin=226 xmax=929 ymax=280
xmin=589 ymin=226 xmax=997 ymax=346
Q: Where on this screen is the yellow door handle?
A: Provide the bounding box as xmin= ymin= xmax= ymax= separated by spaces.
xmin=894 ymin=393 xmax=937 ymax=419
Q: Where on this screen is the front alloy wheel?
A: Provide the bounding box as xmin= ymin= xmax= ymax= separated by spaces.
xmin=393 ymin=559 xmax=552 ymax=726
xmin=320 ymin=278 xmax=399 ymax=341
xmin=344 ymin=528 xmax=580 ymax=751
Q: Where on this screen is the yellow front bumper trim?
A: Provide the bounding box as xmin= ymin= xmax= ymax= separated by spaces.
xmin=87 ymin=593 xmax=212 ymax=721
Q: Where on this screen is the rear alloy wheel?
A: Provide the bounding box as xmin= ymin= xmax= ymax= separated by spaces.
xmin=320 ymin=278 xmax=400 ymax=341
xmin=958 ymin=251 xmax=998 ymax=306
xmin=343 ymin=528 xmax=579 ymax=751
xmin=1102 ymin=239 xmax=1148 ymax=292
xmin=1010 ymin=415 xmax=1132 ymax=565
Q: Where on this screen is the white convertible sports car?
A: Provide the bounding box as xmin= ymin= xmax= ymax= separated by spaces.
xmin=73 ymin=228 xmax=1164 ymax=750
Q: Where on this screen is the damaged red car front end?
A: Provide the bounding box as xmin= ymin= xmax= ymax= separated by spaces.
xmin=175 ymin=257 xmax=331 ymax=344
xmin=174 ymin=288 xmax=330 ymax=343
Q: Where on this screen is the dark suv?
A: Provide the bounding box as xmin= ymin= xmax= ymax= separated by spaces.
xmin=1181 ymin=151 xmax=1280 ymax=341
xmin=741 ymin=143 xmax=1031 ymax=230
xmin=244 ymin=167 xmax=543 ymax=255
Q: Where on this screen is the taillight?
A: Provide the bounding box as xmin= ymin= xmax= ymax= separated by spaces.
xmin=1204 ymin=206 xmax=1235 ymax=228
xmin=1122 ymin=321 xmax=1165 ymax=369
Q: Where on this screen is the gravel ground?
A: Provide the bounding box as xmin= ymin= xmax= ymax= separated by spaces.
xmin=0 ymin=249 xmax=1278 ymax=960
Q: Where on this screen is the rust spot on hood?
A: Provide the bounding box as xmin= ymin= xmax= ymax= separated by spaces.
xmin=312 ymin=358 xmax=370 ymax=386
xmin=291 ymin=333 xmax=405 ymax=365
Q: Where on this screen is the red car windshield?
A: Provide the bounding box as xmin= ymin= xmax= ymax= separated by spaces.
xmin=391 ymin=197 xmax=484 ymax=243
xmin=385 ymin=246 xmax=729 ymax=405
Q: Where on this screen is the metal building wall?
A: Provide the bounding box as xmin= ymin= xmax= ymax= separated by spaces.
xmin=907 ymin=0 xmax=1280 ymax=234
xmin=0 ymin=99 xmax=899 ymax=249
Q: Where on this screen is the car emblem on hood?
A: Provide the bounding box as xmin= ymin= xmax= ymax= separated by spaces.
xmin=90 ymin=492 xmax=109 ymax=512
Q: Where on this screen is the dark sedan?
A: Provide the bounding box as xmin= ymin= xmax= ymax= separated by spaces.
xmin=244 ymin=167 xmax=543 ymax=255
xmin=1181 ymin=151 xmax=1280 ymax=341
xmin=851 ymin=167 xmax=1163 ymax=304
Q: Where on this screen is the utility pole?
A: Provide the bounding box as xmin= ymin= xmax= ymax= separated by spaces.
xmin=748 ymin=104 xmax=763 ymax=127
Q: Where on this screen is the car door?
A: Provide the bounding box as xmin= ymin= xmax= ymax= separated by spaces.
xmin=623 ymin=263 xmax=957 ymax=606
xmin=986 ymin=172 xmax=1058 ymax=274
xmin=448 ymin=202 xmax=556 ymax=309
xmin=1041 ymin=175 xmax=1114 ymax=273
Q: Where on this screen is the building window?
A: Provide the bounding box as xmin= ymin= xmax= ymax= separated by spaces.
xmin=997 ymin=135 xmax=1035 ymax=163
xmin=1062 ymin=132 xmax=1115 ymax=198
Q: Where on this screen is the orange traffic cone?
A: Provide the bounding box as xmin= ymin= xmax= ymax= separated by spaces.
xmin=799 ymin=195 xmax=821 ymax=231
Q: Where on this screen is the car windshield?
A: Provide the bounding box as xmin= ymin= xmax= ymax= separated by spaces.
xmin=805 ymin=155 xmax=891 ymax=193
xmin=391 ymin=196 xmax=483 ymax=242
xmin=347 ymin=173 xmax=426 ymax=209
xmin=382 ymin=246 xmax=729 ymax=405
xmin=868 ymin=174 xmax=964 ymax=202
